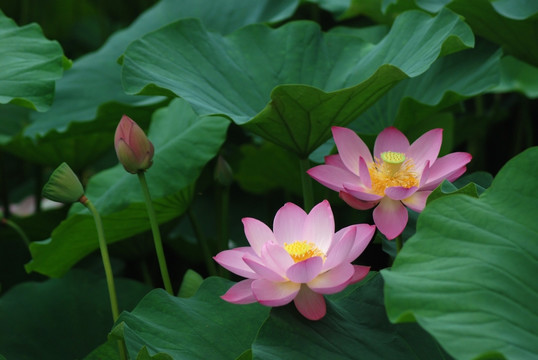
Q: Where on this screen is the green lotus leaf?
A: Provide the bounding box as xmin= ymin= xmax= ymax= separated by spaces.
xmin=351 ymin=41 xmax=501 ymax=134
xmin=0 ymin=269 xmax=150 ymax=360
xmin=493 ymin=55 xmax=538 ymax=98
xmin=110 ymin=277 xmax=270 ymax=360
xmin=0 ymin=0 xmax=296 ymax=169
xmin=384 ymin=0 xmax=538 ymax=66
xmin=25 ymin=99 xmax=230 ymax=277
xmin=253 ymin=273 xmax=450 ymax=359
xmin=382 ymin=147 xmax=538 ymax=359
xmin=121 ymin=9 xmax=473 ymax=157
xmin=0 ymin=9 xmax=67 ymax=111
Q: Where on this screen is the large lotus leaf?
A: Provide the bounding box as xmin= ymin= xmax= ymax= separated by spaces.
xmin=23 ymin=0 xmax=297 ymax=138
xmin=0 ymin=269 xmax=150 ymax=360
xmin=382 ymin=147 xmax=538 ymax=360
xmin=121 ymin=9 xmax=473 ymax=157
xmin=2 ymin=0 xmax=296 ymax=169
xmin=493 ymin=56 xmax=538 ymax=98
xmin=252 ymin=273 xmax=451 ymax=359
xmin=110 ymin=277 xmax=270 ymax=360
xmin=385 ymin=0 xmax=538 ymax=66
xmin=0 ymin=10 xmax=67 ymax=111
xmin=350 ymin=41 xmax=501 ymax=134
xmin=25 ymin=99 xmax=230 ymax=277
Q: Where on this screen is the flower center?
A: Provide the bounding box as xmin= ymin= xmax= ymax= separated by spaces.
xmin=369 ymin=151 xmax=419 ymax=196
xmin=284 ymin=241 xmax=325 ymax=263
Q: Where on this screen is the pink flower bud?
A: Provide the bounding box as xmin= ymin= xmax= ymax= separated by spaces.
xmin=114 ymin=115 xmax=154 ymax=174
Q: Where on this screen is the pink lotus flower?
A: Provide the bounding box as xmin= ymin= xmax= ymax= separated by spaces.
xmin=308 ymin=127 xmax=471 ymax=240
xmin=214 ymin=200 xmax=374 ymax=320
xmin=114 ymin=115 xmax=154 ymax=174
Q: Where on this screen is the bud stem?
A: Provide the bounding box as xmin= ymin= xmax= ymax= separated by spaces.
xmin=137 ymin=171 xmax=174 ymax=295
xmin=80 ymin=197 xmax=127 ymax=360
xmin=2 ymin=217 xmax=30 ymax=247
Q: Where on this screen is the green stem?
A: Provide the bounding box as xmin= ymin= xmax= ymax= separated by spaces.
xmin=137 ymin=171 xmax=174 ymax=295
xmin=299 ymin=158 xmax=314 ymax=212
xmin=187 ymin=208 xmax=218 ymax=277
xmin=81 ymin=196 xmax=127 ymax=360
xmin=81 ymin=197 xmax=120 ymax=322
xmin=395 ymin=236 xmax=403 ymax=255
xmin=2 ymin=218 xmax=30 ymax=247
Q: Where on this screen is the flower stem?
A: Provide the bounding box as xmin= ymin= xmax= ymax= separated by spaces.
xmin=299 ymin=158 xmax=314 ymax=212
xmin=81 ymin=196 xmax=120 ymax=322
xmin=2 ymin=218 xmax=30 ymax=247
xmin=187 ymin=208 xmax=218 ymax=277
xmin=81 ymin=197 xmax=127 ymax=360
xmin=137 ymin=171 xmax=174 ymax=295
xmin=395 ymin=236 xmax=403 ymax=254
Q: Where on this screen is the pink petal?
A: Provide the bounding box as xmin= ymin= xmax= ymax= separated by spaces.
xmin=251 ymin=279 xmax=300 ymax=306
xmin=419 ymin=161 xmax=430 ymax=187
xmin=213 ymin=247 xmax=259 ymax=279
xmin=374 ymin=127 xmax=409 ymax=159
xmin=339 ymin=191 xmax=378 ymax=210
xmin=384 ymin=186 xmax=418 ymax=200
xmin=373 ymin=198 xmax=408 ymax=240
xmin=407 ymin=128 xmax=443 ymax=172
xmin=358 ymin=156 xmax=372 ymax=189
xmin=346 ymin=224 xmax=376 ymax=262
xmin=323 ymin=227 xmax=355 ymax=271
xmin=349 ymin=265 xmax=370 ymax=284
xmin=243 ymin=256 xmax=286 ymax=282
xmin=332 ymin=126 xmax=373 ymax=174
xmin=221 ymin=279 xmax=256 ymax=304
xmin=324 ymin=154 xmax=345 ymax=167
xmin=242 ymin=218 xmax=275 ymax=256
xmin=308 ymin=263 xmax=354 ymax=294
xmin=286 ymin=256 xmax=324 ymax=283
xmin=307 ymin=164 xmax=360 ymax=192
xmin=421 ymin=152 xmax=472 ymax=190
xmin=263 ymin=242 xmax=295 ymax=275
xmin=302 ymin=200 xmax=334 ymax=252
xmin=446 ymin=166 xmax=467 ymax=182
xmin=402 ymin=190 xmax=431 ymax=212
xmin=343 ymin=184 xmax=383 ymax=202
xmin=293 ymin=285 xmax=326 ymax=320
xmin=273 ymin=202 xmax=306 ymax=246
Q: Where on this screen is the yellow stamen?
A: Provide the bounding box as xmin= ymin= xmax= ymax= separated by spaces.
xmin=284 ymin=241 xmax=325 ymax=263
xmin=368 ymin=152 xmax=419 ymax=196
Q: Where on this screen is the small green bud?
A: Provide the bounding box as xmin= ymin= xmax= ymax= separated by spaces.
xmin=42 ymin=162 xmax=84 ymax=203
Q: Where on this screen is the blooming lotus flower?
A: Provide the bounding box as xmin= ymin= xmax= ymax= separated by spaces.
xmin=114 ymin=115 xmax=154 ymax=174
xmin=214 ymin=200 xmax=375 ymax=320
xmin=308 ymin=127 xmax=471 ymax=240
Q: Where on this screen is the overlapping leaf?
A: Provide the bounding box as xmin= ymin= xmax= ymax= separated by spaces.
xmin=25 ymin=99 xmax=230 ymax=277
xmin=350 ymin=41 xmax=501 ymax=134
xmin=121 ymin=9 xmax=474 ymax=157
xmin=383 ymin=0 xmax=538 ymax=66
xmin=111 ymin=273 xmax=451 ymax=359
xmin=0 ymin=9 xmax=67 ymax=111
xmin=382 ymin=147 xmax=538 ymax=359
xmin=1 ymin=0 xmax=297 ymax=169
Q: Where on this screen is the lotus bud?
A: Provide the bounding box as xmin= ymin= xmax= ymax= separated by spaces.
xmin=42 ymin=162 xmax=84 ymax=203
xmin=114 ymin=115 xmax=154 ymax=174
xmin=214 ymin=155 xmax=233 ymax=187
